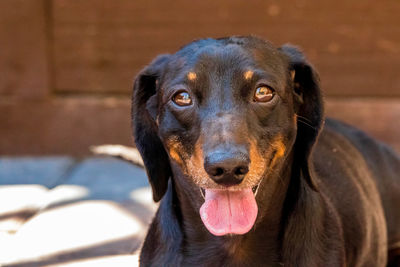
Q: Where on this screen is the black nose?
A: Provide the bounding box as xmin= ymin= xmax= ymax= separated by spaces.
xmin=204 ymin=151 xmax=250 ymax=186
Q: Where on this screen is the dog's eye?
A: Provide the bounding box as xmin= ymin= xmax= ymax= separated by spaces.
xmin=172 ymin=91 xmax=192 ymax=106
xmin=254 ymin=86 xmax=274 ymax=102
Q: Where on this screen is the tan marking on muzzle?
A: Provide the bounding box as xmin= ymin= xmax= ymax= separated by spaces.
xmin=188 ymin=139 xmax=265 ymax=189
xmin=247 ymin=138 xmax=267 ymax=186
xmin=186 ymin=140 xmax=210 ymax=187
xmin=270 ymin=134 xmax=286 ymax=167
xmin=184 ymin=135 xmax=285 ymax=190
xmin=290 ymin=70 xmax=296 ymax=81
xmin=166 ymin=137 xmax=184 ymax=166
xmin=244 ymin=70 xmax=254 ymax=80
xmin=187 ymin=72 xmax=197 ymax=81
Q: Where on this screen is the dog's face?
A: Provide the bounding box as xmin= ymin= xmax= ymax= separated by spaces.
xmin=157 ymin=39 xmax=296 ymax=192
xmin=133 ymin=36 xmax=323 ymax=236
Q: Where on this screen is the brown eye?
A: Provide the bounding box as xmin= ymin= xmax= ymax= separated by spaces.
xmin=254 ymin=86 xmax=274 ymax=102
xmin=172 ymin=91 xmax=192 ymax=106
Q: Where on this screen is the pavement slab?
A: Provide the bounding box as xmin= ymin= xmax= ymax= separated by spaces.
xmin=0 ymin=157 xmax=156 ymax=267
xmin=61 ymin=157 xmax=149 ymax=202
xmin=0 ymin=200 xmax=148 ymax=266
xmin=46 ymin=255 xmax=140 ymax=267
xmin=0 ymin=185 xmax=49 ymax=234
xmin=0 ymin=157 xmax=76 ymax=236
xmin=0 ymin=157 xmax=76 ymax=188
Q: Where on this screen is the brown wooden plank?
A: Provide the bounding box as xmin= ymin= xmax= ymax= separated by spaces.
xmin=0 ymin=0 xmax=50 ymax=99
xmin=52 ymin=0 xmax=400 ymax=96
xmin=0 ymin=98 xmax=132 ymax=155
xmin=0 ymin=97 xmax=399 ymax=155
xmin=317 ymin=55 xmax=400 ymax=96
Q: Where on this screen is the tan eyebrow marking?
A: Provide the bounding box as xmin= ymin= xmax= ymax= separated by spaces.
xmin=244 ymin=70 xmax=254 ymax=80
xmin=187 ymin=72 xmax=197 ymax=81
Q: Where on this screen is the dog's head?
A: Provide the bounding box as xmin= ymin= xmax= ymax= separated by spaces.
xmin=132 ymin=36 xmax=323 ymax=236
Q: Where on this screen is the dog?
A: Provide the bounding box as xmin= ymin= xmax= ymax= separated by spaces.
xmin=131 ymin=36 xmax=400 ymax=266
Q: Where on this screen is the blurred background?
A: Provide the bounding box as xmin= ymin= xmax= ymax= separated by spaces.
xmin=0 ymin=0 xmax=399 ymax=266
xmin=1 ymin=0 xmax=400 ymax=155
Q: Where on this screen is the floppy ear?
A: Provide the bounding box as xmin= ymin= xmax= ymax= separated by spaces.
xmin=279 ymin=45 xmax=325 ymax=190
xmin=131 ymin=55 xmax=172 ymax=202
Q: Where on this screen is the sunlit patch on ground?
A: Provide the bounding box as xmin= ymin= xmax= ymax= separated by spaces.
xmin=130 ymin=187 xmax=158 ymax=213
xmin=47 ymin=254 xmax=140 ymax=267
xmin=0 ymin=157 xmax=156 ymax=266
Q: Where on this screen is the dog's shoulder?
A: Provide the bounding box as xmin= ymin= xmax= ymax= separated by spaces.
xmin=314 ymin=117 xmax=400 ymax=193
xmin=314 ymin=118 xmax=400 ymax=253
xmin=318 ymin=118 xmax=400 ymax=177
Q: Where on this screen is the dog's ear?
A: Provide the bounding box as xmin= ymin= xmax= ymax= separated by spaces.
xmin=279 ymin=45 xmax=324 ymax=190
xmin=132 ymin=55 xmax=172 ymax=202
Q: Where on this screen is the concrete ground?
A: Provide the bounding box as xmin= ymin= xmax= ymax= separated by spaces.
xmin=0 ymin=157 xmax=157 ymax=267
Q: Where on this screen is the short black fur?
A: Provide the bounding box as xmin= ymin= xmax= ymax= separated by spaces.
xmin=132 ymin=36 xmax=400 ymax=266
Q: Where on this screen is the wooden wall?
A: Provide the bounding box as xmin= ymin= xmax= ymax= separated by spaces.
xmin=1 ymin=0 xmax=400 ymax=155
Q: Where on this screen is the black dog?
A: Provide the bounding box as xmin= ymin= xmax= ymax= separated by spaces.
xmin=132 ymin=36 xmax=400 ymax=266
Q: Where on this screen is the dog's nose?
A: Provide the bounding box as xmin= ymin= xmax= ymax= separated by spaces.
xmin=204 ymin=152 xmax=250 ymax=186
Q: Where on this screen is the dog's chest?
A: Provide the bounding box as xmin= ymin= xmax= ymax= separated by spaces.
xmin=181 ymin=239 xmax=281 ymax=267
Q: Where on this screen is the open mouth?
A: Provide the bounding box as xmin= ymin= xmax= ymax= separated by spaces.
xmin=199 ymin=178 xmax=263 ymax=236
xmin=199 ymin=178 xmax=263 ymax=200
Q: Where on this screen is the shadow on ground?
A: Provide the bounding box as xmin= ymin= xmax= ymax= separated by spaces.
xmin=0 ymin=157 xmax=156 ymax=266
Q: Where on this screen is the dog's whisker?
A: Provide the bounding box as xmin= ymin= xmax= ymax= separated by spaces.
xmin=296 ymin=114 xmax=313 ymax=124
xmin=297 ymin=118 xmax=318 ymax=130
xmin=297 ymin=117 xmax=314 ymax=126
xmin=254 ymin=177 xmax=264 ymax=197
xmin=199 ymin=187 xmax=205 ymax=200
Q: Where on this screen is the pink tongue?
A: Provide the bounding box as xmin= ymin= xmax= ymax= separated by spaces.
xmin=199 ymin=188 xmax=258 ymax=236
